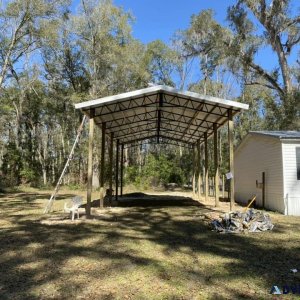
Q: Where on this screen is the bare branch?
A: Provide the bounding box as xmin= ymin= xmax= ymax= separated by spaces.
xmin=244 ymin=81 xmax=277 ymax=90
xmin=285 ymin=16 xmax=300 ymax=29
xmin=248 ymin=61 xmax=284 ymax=96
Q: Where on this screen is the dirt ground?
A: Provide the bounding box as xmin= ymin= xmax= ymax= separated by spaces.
xmin=1 ymin=187 xmax=300 ymax=299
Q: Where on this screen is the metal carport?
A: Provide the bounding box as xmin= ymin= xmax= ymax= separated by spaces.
xmin=75 ymin=85 xmax=249 ymax=215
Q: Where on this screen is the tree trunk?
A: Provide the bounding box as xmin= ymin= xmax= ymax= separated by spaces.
xmin=42 ymin=168 xmax=47 ymax=185
xmin=273 ymin=36 xmax=292 ymax=95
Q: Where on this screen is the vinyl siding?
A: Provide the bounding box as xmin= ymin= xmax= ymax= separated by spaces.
xmin=282 ymin=141 xmax=300 ymax=215
xmin=234 ymin=134 xmax=284 ymax=213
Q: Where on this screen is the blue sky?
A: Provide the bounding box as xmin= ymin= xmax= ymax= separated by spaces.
xmin=112 ymin=0 xmax=236 ymax=44
xmin=72 ymin=0 xmax=236 ymax=44
xmin=71 ymin=0 xmax=299 ymax=86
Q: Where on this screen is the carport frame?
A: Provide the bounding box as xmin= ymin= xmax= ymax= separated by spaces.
xmin=75 ymin=85 xmax=248 ymax=216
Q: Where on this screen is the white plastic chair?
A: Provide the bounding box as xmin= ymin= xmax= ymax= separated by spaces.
xmin=64 ymin=196 xmax=83 ymax=221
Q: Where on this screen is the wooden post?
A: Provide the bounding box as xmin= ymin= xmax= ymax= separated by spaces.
xmin=108 ymin=132 xmax=114 ymax=205
xmin=262 ymin=172 xmax=265 ymax=208
xmin=121 ymin=144 xmax=124 ymax=196
xmin=99 ymin=122 xmax=106 ymax=208
xmin=214 ymin=123 xmax=219 ymax=207
xmin=86 ymin=108 xmax=95 ymax=217
xmin=192 ymin=146 xmax=196 ymax=198
xmin=115 ymin=139 xmax=120 ymax=201
xmin=204 ymin=132 xmax=208 ymax=202
xmin=228 ymin=109 xmax=234 ymax=210
xmin=197 ymin=140 xmax=201 ymax=200
xmin=222 ymin=175 xmax=225 ymax=199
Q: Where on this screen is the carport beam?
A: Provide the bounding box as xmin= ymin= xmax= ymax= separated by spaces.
xmin=214 ymin=123 xmax=219 ymax=207
xmin=99 ymin=122 xmax=106 ymax=208
xmin=228 ymin=109 xmax=234 ymax=210
xmin=204 ymin=132 xmax=209 ymax=202
xmin=87 ymin=108 xmax=95 ymax=216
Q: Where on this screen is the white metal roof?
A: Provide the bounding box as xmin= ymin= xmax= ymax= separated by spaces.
xmin=75 ymin=85 xmax=249 ymax=146
xmin=250 ymin=131 xmax=300 ymax=139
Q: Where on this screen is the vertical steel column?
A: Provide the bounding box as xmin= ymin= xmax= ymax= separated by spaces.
xmin=121 ymin=144 xmax=124 ymax=196
xmin=228 ymin=109 xmax=234 ymax=210
xmin=204 ymin=132 xmax=209 ymax=202
xmin=214 ymin=123 xmax=219 ymax=207
xmin=115 ymin=139 xmax=120 ymax=202
xmin=99 ymin=122 xmax=106 ymax=208
xmin=108 ymin=132 xmax=114 ymax=205
xmin=87 ymin=108 xmax=95 ymax=216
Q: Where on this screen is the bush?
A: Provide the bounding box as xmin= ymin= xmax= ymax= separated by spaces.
xmin=1 ymin=142 xmax=22 ymax=186
xmin=125 ymin=153 xmax=187 ymax=189
xmin=66 ymin=183 xmax=84 ymax=190
xmin=20 ymin=167 xmax=36 ymax=184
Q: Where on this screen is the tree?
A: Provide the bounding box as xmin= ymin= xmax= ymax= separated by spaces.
xmin=179 ymin=0 xmax=300 ymax=129
xmin=0 ymin=0 xmax=69 ymax=90
xmin=0 ymin=0 xmax=152 ymax=187
xmin=143 ymin=40 xmax=176 ymax=86
xmin=72 ymin=0 xmax=148 ymax=97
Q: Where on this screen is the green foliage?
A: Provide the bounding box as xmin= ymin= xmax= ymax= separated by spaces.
xmin=0 ymin=0 xmax=70 ymax=89
xmin=125 ymin=152 xmax=188 ymax=189
xmin=72 ymin=0 xmax=148 ymax=96
xmin=179 ymin=0 xmax=300 ymax=130
xmin=144 ymin=40 xmax=176 ymax=86
xmin=20 ymin=167 xmax=36 ymax=184
xmin=1 ymin=143 xmax=22 ymax=186
xmin=126 ymin=166 xmax=140 ymax=184
xmin=0 ymin=0 xmax=299 ymax=190
xmin=66 ymin=183 xmax=83 ymax=191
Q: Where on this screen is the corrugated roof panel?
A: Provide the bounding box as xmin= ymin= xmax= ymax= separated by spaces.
xmin=250 ymin=131 xmax=300 ymax=139
xmin=75 ymin=85 xmax=249 ymax=145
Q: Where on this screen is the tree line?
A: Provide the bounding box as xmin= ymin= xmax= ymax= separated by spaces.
xmin=0 ymin=0 xmax=299 ymax=189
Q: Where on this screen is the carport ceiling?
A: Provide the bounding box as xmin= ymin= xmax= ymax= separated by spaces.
xmin=75 ymin=85 xmax=249 ymax=146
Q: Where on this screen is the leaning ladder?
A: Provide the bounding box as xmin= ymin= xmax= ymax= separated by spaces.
xmin=44 ymin=115 xmax=87 ymax=213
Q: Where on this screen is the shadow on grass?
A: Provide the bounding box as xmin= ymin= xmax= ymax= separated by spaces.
xmin=117 ymin=193 xmax=204 ymax=207
xmin=0 ymin=191 xmax=299 ymax=299
xmin=0 ymin=191 xmax=82 ymax=215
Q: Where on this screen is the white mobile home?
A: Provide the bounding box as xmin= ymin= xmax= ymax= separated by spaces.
xmin=235 ymin=131 xmax=300 ymax=216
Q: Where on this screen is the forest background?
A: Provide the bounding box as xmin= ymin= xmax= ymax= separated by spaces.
xmin=0 ymin=0 xmax=299 ymax=190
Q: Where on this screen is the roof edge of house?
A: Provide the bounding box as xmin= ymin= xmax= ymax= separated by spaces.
xmin=235 ymin=131 xmax=300 ymax=156
xmin=249 ymin=131 xmax=300 ymax=140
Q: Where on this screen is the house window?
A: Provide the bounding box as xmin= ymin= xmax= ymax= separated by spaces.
xmin=297 ymin=147 xmax=300 ymax=180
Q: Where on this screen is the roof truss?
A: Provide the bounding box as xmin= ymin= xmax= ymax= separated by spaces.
xmin=75 ymin=85 xmax=248 ymax=145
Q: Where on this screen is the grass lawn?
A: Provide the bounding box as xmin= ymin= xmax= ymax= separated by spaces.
xmin=1 ymin=187 xmax=300 ymax=299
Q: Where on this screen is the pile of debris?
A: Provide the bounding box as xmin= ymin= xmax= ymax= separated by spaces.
xmin=210 ymin=209 xmax=274 ymax=233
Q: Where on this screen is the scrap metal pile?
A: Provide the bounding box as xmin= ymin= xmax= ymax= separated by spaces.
xmin=210 ymin=209 xmax=274 ymax=233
